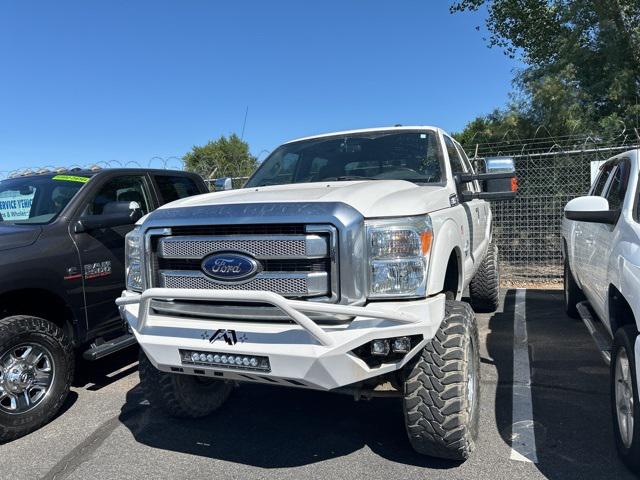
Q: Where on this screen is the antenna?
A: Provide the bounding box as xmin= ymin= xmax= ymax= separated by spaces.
xmin=241 ymin=106 xmax=249 ymax=140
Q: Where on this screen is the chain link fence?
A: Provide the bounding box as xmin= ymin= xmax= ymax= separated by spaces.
xmin=5 ymin=128 xmax=640 ymax=287
xmin=463 ymin=127 xmax=640 ymax=287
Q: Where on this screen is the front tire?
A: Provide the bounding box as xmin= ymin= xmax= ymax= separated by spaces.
xmin=0 ymin=315 xmax=73 ymax=442
xmin=611 ymin=326 xmax=640 ymax=474
xmin=563 ymin=259 xmax=584 ymax=319
xmin=469 ymin=243 xmax=500 ymax=313
xmin=403 ymin=301 xmax=480 ymax=460
xmin=139 ymin=350 xmax=233 ymax=418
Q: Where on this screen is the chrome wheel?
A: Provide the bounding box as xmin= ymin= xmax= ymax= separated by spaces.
xmin=0 ymin=343 xmax=55 ymax=414
xmin=615 ymin=348 xmax=635 ymax=449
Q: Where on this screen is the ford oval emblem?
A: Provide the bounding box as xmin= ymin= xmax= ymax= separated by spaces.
xmin=201 ymin=253 xmax=261 ymax=282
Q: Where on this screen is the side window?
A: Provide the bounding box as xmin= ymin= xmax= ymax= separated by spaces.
xmin=590 ymin=163 xmax=614 ymax=196
xmin=154 ymin=175 xmax=201 ymax=205
xmin=605 ymin=162 xmax=629 ymax=211
xmin=455 ymin=142 xmax=480 ymax=192
xmin=444 ymin=136 xmax=473 ymax=191
xmin=86 ymin=176 xmax=151 ymax=216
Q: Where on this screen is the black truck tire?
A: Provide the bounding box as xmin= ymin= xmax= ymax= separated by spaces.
xmin=139 ymin=350 xmax=233 ymax=418
xmin=0 ymin=315 xmax=73 ymax=442
xmin=403 ymin=301 xmax=480 ymax=461
xmin=611 ymin=326 xmax=640 ymax=474
xmin=563 ymin=259 xmax=584 ymax=319
xmin=469 ymin=243 xmax=500 ymax=313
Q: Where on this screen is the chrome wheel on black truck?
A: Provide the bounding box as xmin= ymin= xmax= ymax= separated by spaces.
xmin=0 ymin=316 xmax=73 ymax=442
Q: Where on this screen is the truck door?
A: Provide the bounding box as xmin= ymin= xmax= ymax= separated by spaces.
xmin=444 ymin=136 xmax=483 ymax=270
xmin=587 ymin=159 xmax=630 ymax=319
xmin=572 ymin=162 xmax=614 ymax=297
xmin=72 ymin=174 xmax=153 ymax=335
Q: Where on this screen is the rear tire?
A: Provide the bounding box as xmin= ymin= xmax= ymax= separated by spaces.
xmin=469 ymin=243 xmax=500 ymax=313
xmin=563 ymin=259 xmax=584 ymax=319
xmin=0 ymin=315 xmax=73 ymax=442
xmin=139 ymin=350 xmax=233 ymax=418
xmin=611 ymin=326 xmax=640 ymax=474
xmin=403 ymin=301 xmax=480 ymax=460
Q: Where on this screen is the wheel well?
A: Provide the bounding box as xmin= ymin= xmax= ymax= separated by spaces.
xmin=443 ymin=250 xmax=461 ymax=299
xmin=608 ymin=286 xmax=637 ymax=334
xmin=0 ymin=289 xmax=75 ymax=339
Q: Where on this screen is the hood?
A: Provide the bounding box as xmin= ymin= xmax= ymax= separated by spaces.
xmin=159 ymin=180 xmax=452 ymax=218
xmin=0 ymin=224 xmax=42 ymax=252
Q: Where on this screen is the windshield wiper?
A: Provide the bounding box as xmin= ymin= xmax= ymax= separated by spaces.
xmin=322 ymin=176 xmax=377 ymax=181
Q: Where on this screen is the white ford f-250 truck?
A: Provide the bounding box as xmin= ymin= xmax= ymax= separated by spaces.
xmin=562 ymin=149 xmax=640 ymax=474
xmin=117 ymin=126 xmax=516 ymax=460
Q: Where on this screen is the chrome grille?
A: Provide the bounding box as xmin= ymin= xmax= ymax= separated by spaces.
xmin=160 ymin=271 xmax=311 ymax=295
xmin=148 ymin=225 xmax=338 ymax=301
xmin=158 ymin=237 xmax=306 ymax=259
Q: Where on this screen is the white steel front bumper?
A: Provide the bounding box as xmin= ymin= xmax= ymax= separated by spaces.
xmin=117 ymin=288 xmax=445 ymax=391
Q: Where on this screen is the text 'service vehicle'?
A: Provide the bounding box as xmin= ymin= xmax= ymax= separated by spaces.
xmin=118 ymin=127 xmax=516 ymax=460
xmin=0 ymin=168 xmax=208 ymax=441
xmin=562 ymin=149 xmax=640 ymax=473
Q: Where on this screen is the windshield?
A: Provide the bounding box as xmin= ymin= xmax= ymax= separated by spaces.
xmin=245 ymin=130 xmax=444 ymax=188
xmin=0 ymin=174 xmax=91 ymax=224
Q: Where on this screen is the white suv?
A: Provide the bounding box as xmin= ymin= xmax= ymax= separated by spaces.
xmin=562 ymin=149 xmax=640 ymax=473
xmin=117 ymin=126 xmax=516 ymax=460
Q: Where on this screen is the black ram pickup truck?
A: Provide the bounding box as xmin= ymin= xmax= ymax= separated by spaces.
xmin=0 ymin=167 xmax=208 ymax=440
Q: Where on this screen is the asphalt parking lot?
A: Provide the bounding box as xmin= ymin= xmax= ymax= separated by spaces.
xmin=1 ymin=289 xmax=636 ymax=480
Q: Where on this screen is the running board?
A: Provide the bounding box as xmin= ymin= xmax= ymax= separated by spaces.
xmin=576 ymin=301 xmax=612 ymax=366
xmin=82 ymin=333 xmax=137 ymax=361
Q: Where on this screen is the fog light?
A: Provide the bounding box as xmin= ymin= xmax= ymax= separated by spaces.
xmin=250 ymin=358 xmax=258 ymax=367
xmin=191 ymin=352 xmax=200 ymax=362
xmin=392 ymin=336 xmax=411 ymax=353
xmin=213 ymin=354 xmax=221 ymax=363
xmin=221 ymin=355 xmax=228 ymax=364
xmin=371 ymin=339 xmax=390 ymax=356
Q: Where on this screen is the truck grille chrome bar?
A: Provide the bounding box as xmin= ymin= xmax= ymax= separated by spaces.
xmin=146 ymin=225 xmax=338 ymax=302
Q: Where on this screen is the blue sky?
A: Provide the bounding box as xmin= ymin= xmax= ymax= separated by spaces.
xmin=0 ymin=1 xmax=520 ymax=174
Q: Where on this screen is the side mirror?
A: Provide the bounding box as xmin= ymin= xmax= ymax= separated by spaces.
xmin=74 ymin=201 xmax=143 ymax=233
xmin=564 ymin=196 xmax=619 ymax=224
xmin=456 ymin=156 xmax=517 ymax=201
xmin=214 ymin=177 xmax=233 ymax=191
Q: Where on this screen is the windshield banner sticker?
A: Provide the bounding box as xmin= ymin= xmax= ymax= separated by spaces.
xmin=52 ymin=175 xmax=90 ymax=183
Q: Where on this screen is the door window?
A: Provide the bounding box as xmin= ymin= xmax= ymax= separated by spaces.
xmin=86 ymin=176 xmax=151 ymax=216
xmin=444 ymin=136 xmax=473 ymax=191
xmin=154 ymin=175 xmax=201 ymax=204
xmin=590 ymin=162 xmax=615 ymax=196
xmin=605 ymin=162 xmax=628 ymax=211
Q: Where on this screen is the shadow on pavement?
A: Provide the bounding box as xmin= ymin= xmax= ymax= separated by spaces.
xmin=73 ymin=345 xmax=139 ymax=389
xmin=487 ymin=289 xmax=636 ymax=480
xmin=118 ymin=381 xmax=460 ymax=469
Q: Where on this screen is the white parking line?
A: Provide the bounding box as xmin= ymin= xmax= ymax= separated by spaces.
xmin=510 ymin=288 xmax=539 ymax=463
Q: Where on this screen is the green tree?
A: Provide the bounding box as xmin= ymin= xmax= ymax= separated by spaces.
xmin=451 ymin=0 xmax=640 ymax=144
xmin=183 ymin=134 xmax=257 ymax=180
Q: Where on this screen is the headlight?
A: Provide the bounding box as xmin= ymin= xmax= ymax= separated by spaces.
xmin=366 ymin=216 xmax=433 ymax=298
xmin=125 ymin=226 xmax=144 ymax=292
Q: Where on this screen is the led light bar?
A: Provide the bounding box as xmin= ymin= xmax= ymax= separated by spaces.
xmin=180 ymin=350 xmax=271 ymax=372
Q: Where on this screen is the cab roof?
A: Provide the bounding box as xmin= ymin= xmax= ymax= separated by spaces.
xmin=284 ymin=125 xmax=445 ymax=145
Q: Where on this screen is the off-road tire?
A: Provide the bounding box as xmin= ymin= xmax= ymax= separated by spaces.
xmin=403 ymin=301 xmax=480 ymax=460
xmin=563 ymin=259 xmax=584 ymax=319
xmin=139 ymin=350 xmax=233 ymax=418
xmin=0 ymin=315 xmax=73 ymax=442
xmin=469 ymin=243 xmax=500 ymax=313
xmin=610 ymin=326 xmax=640 ymax=474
